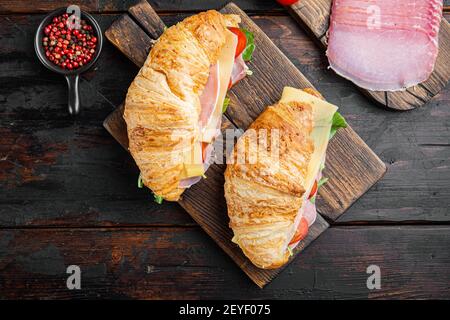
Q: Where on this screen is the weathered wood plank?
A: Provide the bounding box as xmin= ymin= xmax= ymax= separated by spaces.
xmin=0 ymin=226 xmax=449 ymax=299
xmin=0 ymin=0 xmax=104 ymax=13
xmin=105 ymin=14 xmax=152 ymax=67
xmin=128 ymin=0 xmax=166 ymax=39
xmin=337 ymin=99 xmax=450 ymax=223
xmin=288 ymin=0 xmax=450 ymax=110
xmin=0 ymin=120 xmax=193 ymax=227
xmin=319 ymin=127 xmax=387 ymax=219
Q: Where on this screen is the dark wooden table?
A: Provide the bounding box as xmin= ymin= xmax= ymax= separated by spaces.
xmin=0 ymin=0 xmax=449 ymax=299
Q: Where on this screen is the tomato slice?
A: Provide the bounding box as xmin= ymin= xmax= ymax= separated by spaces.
xmin=276 ymin=0 xmax=299 ymax=5
xmin=308 ymin=180 xmax=318 ymax=199
xmin=289 ymin=217 xmax=309 ymax=245
xmin=228 ymin=27 xmax=247 ymax=58
xmin=201 ymin=142 xmax=209 ymax=163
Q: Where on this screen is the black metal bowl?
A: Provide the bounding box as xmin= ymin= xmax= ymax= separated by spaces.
xmin=34 ymin=7 xmax=103 ymax=115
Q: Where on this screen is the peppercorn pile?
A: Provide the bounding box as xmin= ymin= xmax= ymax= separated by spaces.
xmin=42 ymin=13 xmax=98 ymax=70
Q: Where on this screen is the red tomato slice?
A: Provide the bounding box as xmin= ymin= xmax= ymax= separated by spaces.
xmin=228 ymin=27 xmax=247 ymax=58
xmin=289 ymin=217 xmax=309 ymax=245
xmin=228 ymin=78 xmax=233 ymax=90
xmin=276 ymin=0 xmax=299 ymax=5
xmin=308 ymin=180 xmax=318 ymax=199
xmin=201 ymin=142 xmax=209 ymax=163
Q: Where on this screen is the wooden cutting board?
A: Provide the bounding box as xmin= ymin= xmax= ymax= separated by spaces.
xmin=287 ymin=0 xmax=450 ymax=111
xmin=103 ymin=0 xmax=386 ymax=287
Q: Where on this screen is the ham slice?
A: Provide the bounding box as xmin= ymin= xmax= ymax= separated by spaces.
xmin=199 ymin=63 xmax=220 ymax=127
xmin=327 ymin=0 xmax=443 ymax=91
xmin=302 ymin=198 xmax=317 ymax=227
xmin=179 ymin=176 xmax=202 ymax=188
xmin=289 ymin=201 xmax=317 ymax=249
xmin=288 ymin=167 xmax=324 ymax=249
xmin=230 ymin=54 xmax=248 ymax=86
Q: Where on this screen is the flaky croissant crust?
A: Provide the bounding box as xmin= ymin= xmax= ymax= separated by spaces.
xmin=124 ymin=11 xmax=240 ymax=201
xmin=224 ymin=100 xmax=315 ymax=269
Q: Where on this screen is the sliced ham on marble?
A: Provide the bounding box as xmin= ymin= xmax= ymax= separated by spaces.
xmin=326 ymin=0 xmax=444 ymax=91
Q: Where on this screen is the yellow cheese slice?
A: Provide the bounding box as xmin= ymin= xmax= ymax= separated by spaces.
xmin=280 ymin=87 xmax=338 ymax=196
xmin=201 ymin=30 xmax=238 ymax=143
xmin=181 ymin=141 xmax=203 ymax=179
xmin=183 ymin=163 xmax=204 ymax=178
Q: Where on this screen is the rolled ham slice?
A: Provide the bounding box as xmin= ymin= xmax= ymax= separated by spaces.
xmin=302 ymin=199 xmax=317 ymax=227
xmin=288 ymin=167 xmax=324 ymax=249
xmin=199 ymin=63 xmax=220 ymax=127
xmin=230 ymin=54 xmax=248 ymax=87
xmin=289 ymin=201 xmax=316 ymax=250
xmin=179 ymin=176 xmax=202 ymax=189
xmin=327 ymin=0 xmax=443 ymax=91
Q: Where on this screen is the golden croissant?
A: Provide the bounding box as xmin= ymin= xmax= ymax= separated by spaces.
xmin=124 ymin=10 xmax=250 ymax=201
xmin=224 ymin=87 xmax=342 ymax=269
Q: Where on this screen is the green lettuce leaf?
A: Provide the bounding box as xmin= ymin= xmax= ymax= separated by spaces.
xmin=241 ymin=28 xmax=255 ymax=62
xmin=137 ymin=173 xmax=143 ymax=188
xmin=330 ymin=112 xmax=348 ymax=139
xmin=222 ymin=96 xmax=230 ymax=113
xmin=287 ymin=246 xmax=293 ymax=256
xmin=153 ymin=194 xmax=163 ymax=204
xmin=318 ymin=177 xmax=329 ymax=189
xmin=139 ymin=173 xmax=163 ymax=204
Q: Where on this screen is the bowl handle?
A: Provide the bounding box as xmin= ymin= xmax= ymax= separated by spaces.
xmin=65 ymin=74 xmax=80 ymax=115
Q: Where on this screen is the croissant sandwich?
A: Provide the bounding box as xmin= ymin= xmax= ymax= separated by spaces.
xmin=224 ymin=87 xmax=347 ymax=269
xmin=124 ymin=10 xmax=255 ymax=202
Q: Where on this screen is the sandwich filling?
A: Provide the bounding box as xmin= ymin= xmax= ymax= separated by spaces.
xmin=279 ymin=87 xmax=347 ymax=251
xmin=179 ymin=27 xmax=254 ymax=189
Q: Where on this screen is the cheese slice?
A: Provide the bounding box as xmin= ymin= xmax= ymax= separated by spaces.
xmin=201 ymin=30 xmax=238 ymax=143
xmin=181 ymin=141 xmax=203 ymax=179
xmin=183 ymin=163 xmax=204 ymax=178
xmin=280 ymin=87 xmax=338 ymax=197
